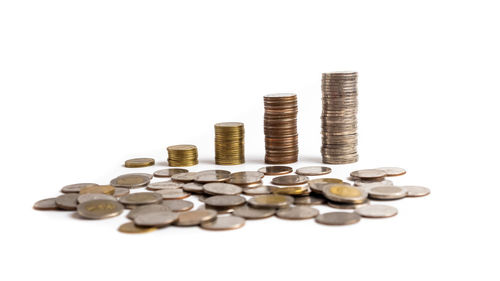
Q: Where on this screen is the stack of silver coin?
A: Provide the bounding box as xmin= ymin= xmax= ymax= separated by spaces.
xmin=321 ymin=72 xmax=358 ymax=164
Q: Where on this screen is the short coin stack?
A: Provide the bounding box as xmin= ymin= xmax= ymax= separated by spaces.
xmin=263 ymin=93 xmax=299 ymax=164
xmin=167 ymin=145 xmax=198 ymax=167
xmin=321 ymin=72 xmax=358 ymax=164
xmin=214 ymin=122 xmax=245 ymax=165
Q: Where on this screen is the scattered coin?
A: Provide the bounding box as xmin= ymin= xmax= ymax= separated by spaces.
xmin=204 ymin=195 xmax=246 ymax=209
xmin=355 ymin=205 xmax=398 ymax=218
xmin=161 ymin=199 xmax=194 ymax=212
xmin=113 ymin=187 xmax=130 ymax=197
xmin=294 ymin=196 xmax=325 ymax=205
xmin=153 ymin=168 xmax=189 ymax=178
xmin=327 ymin=199 xmax=370 ymax=209
xmin=229 ymin=171 xmax=264 ymax=185
xmin=118 ymin=222 xmax=157 ymax=234
xmin=269 ymin=185 xmax=308 ymax=195
xmin=203 ymin=205 xmax=235 ymax=214
xmin=257 ymin=166 xmax=293 ymax=176
xmin=171 ymin=172 xmax=198 ymax=182
xmin=368 ymin=185 xmax=407 ymax=200
xmin=315 ymin=212 xmax=361 ymax=225
xmin=134 ymin=211 xmax=179 ymax=227
xmin=243 ymin=185 xmax=271 ymax=195
xmin=402 ymin=186 xmax=431 ymax=197
xmin=200 ymin=215 xmax=245 ymax=231
xmin=79 ymin=185 xmax=115 ymax=195
xmin=77 ymin=193 xmax=116 ymax=204
xmin=77 ymin=200 xmax=124 ymax=219
xmin=55 ymin=194 xmax=79 ymax=210
xmin=127 ymin=204 xmax=171 ymax=220
xmin=377 ymin=167 xmax=406 ymax=177
xmin=33 ymin=198 xmax=58 ymax=210
xmin=296 ymin=166 xmax=332 ymax=176
xmin=175 ymin=209 xmax=217 ymax=226
xmin=309 ymin=178 xmax=344 ymax=193
xmin=146 ymin=181 xmax=184 ymax=191
xmin=61 ymin=183 xmax=98 ymax=193
xmin=235 ymin=181 xmax=263 ymax=189
xmin=124 ymin=157 xmax=155 ymax=168
xmin=354 ymin=179 xmax=393 ymax=188
xmin=322 ymin=184 xmax=367 ymax=204
xmin=182 ymin=182 xmax=204 ymax=194
xmin=203 ymin=183 xmax=242 ymax=195
xmin=155 ymin=189 xmax=190 ymax=200
xmin=271 ymin=175 xmax=309 ymax=186
xmin=167 ymin=145 xmax=198 ymax=167
xmin=119 ymin=192 xmax=163 ymax=206
xmin=110 ymin=174 xmax=150 ymax=188
xmin=195 ymin=170 xmax=231 ymax=183
xmin=248 ymin=194 xmax=294 ymax=209
xmin=277 ymin=206 xmax=319 ymax=220
xmin=232 ymin=205 xmax=276 ymax=219
xmin=350 ymin=169 xmax=386 ymax=179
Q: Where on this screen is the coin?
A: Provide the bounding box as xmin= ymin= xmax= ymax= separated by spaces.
xmin=124 ymin=157 xmax=155 ymax=168
xmin=167 ymin=145 xmax=198 ymax=167
xmin=235 ymin=181 xmax=263 ymax=189
xmin=376 ymin=167 xmax=406 ymax=177
xmin=33 ymin=198 xmax=58 ymax=210
xmin=248 ymin=194 xmax=294 ymax=209
xmin=195 ymin=170 xmax=231 ymax=183
xmin=110 ymin=174 xmax=150 ymax=188
xmin=203 ymin=183 xmax=242 ymax=195
xmin=271 ymin=175 xmax=309 ymax=186
xmin=119 ymin=192 xmax=163 ymax=206
xmin=113 ymin=187 xmax=130 ymax=197
xmin=232 ymin=205 xmax=276 ymax=219
xmin=161 ymin=199 xmax=194 ymax=212
xmin=277 ymin=206 xmax=319 ymax=220
xmin=171 ymin=172 xmax=198 ymax=182
xmin=350 ymin=169 xmax=386 ymax=179
xmin=295 ymin=166 xmax=332 ymax=176
xmin=322 ymin=184 xmax=367 ymax=204
xmin=175 ymin=209 xmax=217 ymax=226
xmin=229 ymin=171 xmax=264 ymax=185
xmin=127 ymin=204 xmax=171 ymax=220
xmin=355 ymin=205 xmax=398 ymax=218
xmin=402 ymin=186 xmax=431 ymax=197
xmin=315 ymin=212 xmax=361 ymax=225
xmin=204 ymin=195 xmax=246 ymax=208
xmin=134 ymin=211 xmax=179 ymax=227
xmin=61 ymin=183 xmax=98 ymax=193
xmin=182 ymin=182 xmax=204 ymax=194
xmin=77 ymin=199 xmax=124 ymax=219
xmin=367 ymin=185 xmax=407 ymax=200
xmin=327 ymin=199 xmax=370 ymax=209
xmin=79 ymin=185 xmax=115 ymax=195
xmin=118 ymin=222 xmax=157 ymax=234
xmin=309 ymin=178 xmax=344 ymax=193
xmin=214 ymin=122 xmax=245 ymax=165
xmin=257 ymin=166 xmax=292 ymax=175
xmin=153 ymin=168 xmax=189 ymax=178
xmin=200 ymin=215 xmax=245 ymax=231
xmin=55 ymin=194 xmax=79 ymax=210
xmin=268 ymin=185 xmax=308 ymax=195
xmin=155 ymin=189 xmax=190 ymax=200
xmin=146 ymin=181 xmax=184 ymax=191
xmin=243 ymin=185 xmax=271 ymax=195
xmin=294 ymin=196 xmax=325 ymax=205
xmin=354 ymin=179 xmax=393 ymax=188
xmin=77 ymin=193 xmax=116 ymax=204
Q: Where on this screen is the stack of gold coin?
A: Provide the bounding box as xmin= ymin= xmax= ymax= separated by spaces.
xmin=263 ymin=93 xmax=298 ymax=164
xmin=321 ymin=72 xmax=358 ymax=164
xmin=214 ymin=122 xmax=245 ymax=165
xmin=167 ymin=145 xmax=198 ymax=167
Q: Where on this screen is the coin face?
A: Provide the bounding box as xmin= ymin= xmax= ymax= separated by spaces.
xmin=161 ymin=199 xmax=194 ymax=212
xmin=294 ymin=196 xmax=325 ymax=205
xmin=268 ymin=185 xmax=308 ymax=195
xmin=55 ymin=194 xmax=79 ymax=210
xmin=127 ymin=204 xmax=171 ymax=220
xmin=309 ymin=178 xmax=344 ymax=193
xmin=33 ymin=198 xmax=58 ymax=210
xmin=376 ymin=167 xmax=406 ymax=177
xmin=175 ymin=209 xmax=217 ymax=226
xmin=243 ymin=185 xmax=271 ymax=195
xmin=77 ymin=193 xmax=116 ymax=204
xmin=248 ymin=194 xmax=294 ymax=209
xmin=77 ymin=199 xmax=124 ymax=219
xmin=354 ymin=179 xmax=393 ymax=188
xmin=182 ymin=182 xmax=204 ymax=194
xmin=79 ymin=185 xmax=115 ymax=195
xmin=61 ymin=183 xmax=98 ymax=193
xmin=327 ymin=199 xmax=370 ymax=210
xmin=171 ymin=172 xmax=198 ymax=182
xmin=229 ymin=171 xmax=264 ymax=185
xmin=203 ymin=183 xmax=242 ymax=195
xmin=155 ymin=189 xmax=190 ymax=200
xmin=402 ymin=186 xmax=431 ymax=197
xmin=153 ymin=168 xmax=189 ymax=178
xmin=134 ymin=211 xmax=179 ymax=227
xmin=350 ymin=169 xmax=386 ymax=179
xmin=232 ymin=205 xmax=276 ymax=219
xmin=124 ymin=157 xmax=155 ymax=168
xmin=277 ymin=206 xmax=319 ymax=220
xmin=295 ymin=166 xmax=332 ymax=176
xmin=355 ymin=205 xmax=398 ymax=218
xmin=110 ymin=174 xmax=150 ymax=188
xmin=146 ymin=181 xmax=184 ymax=191
xmin=368 ymin=185 xmax=407 ymax=200
xmin=200 ymin=215 xmax=245 ymax=231
xmin=257 ymin=166 xmax=293 ymax=175
xmin=271 ymin=175 xmax=309 ymax=186
xmin=323 ymin=184 xmax=367 ymax=204
xmin=315 ymin=212 xmax=361 ymax=225
xmin=195 ymin=170 xmax=231 ymax=183
xmin=118 ymin=222 xmax=157 ymax=234
xmin=119 ymin=192 xmax=163 ymax=205
xmin=204 ymin=195 xmax=246 ymax=208
xmin=113 ymin=187 xmax=130 ymax=197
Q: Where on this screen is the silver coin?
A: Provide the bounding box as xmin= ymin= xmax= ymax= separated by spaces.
xmin=402 ymin=186 xmax=431 ymax=197
xmin=367 ymin=185 xmax=407 ymax=200
xmin=295 ymin=166 xmax=332 ymax=176
xmin=203 ymin=205 xmax=235 ymax=214
xmin=77 ymin=193 xmax=116 ymax=204
xmin=236 ymin=181 xmax=263 ymax=189
xmin=248 ymin=194 xmax=294 ymax=209
xmin=134 ymin=211 xmax=179 ymax=227
xmin=322 ymin=184 xmax=367 ymax=204
xmin=195 ymin=170 xmax=231 ymax=183
xmin=155 ymin=189 xmax=190 ymax=200
xmin=182 ymin=182 xmax=204 ymax=194
xmin=33 ymin=198 xmax=57 ymax=210
xmin=200 ymin=215 xmax=245 ymax=231
xmin=171 ymin=172 xmax=198 ymax=182
xmin=277 ymin=206 xmax=319 ymax=220
xmin=257 ymin=166 xmax=293 ymax=175
xmin=127 ymin=204 xmax=171 ymax=220
xmin=119 ymin=192 xmax=163 ymax=205
xmin=271 ymin=175 xmax=309 ymax=186
xmin=350 ymin=169 xmax=386 ymax=179
xmin=153 ymin=168 xmax=189 ymax=178
xmin=355 ymin=205 xmax=398 ymax=218
xmin=354 ymin=179 xmax=393 ymax=188
xmin=55 ymin=194 xmax=79 ymax=210
xmin=315 ymin=212 xmax=361 ymax=225
xmin=293 ymin=196 xmax=325 ymax=205
xmin=229 ymin=171 xmax=264 ymax=185
xmin=203 ymin=183 xmax=242 ymax=195
xmin=113 ymin=187 xmax=130 ymax=197
xmin=243 ymin=185 xmax=271 ymax=195
xmin=327 ymin=199 xmax=370 ymax=209
xmin=146 ymin=181 xmax=184 ymax=191
xmin=232 ymin=205 xmax=276 ymax=219
xmin=77 ymin=199 xmax=124 ymax=219
xmin=308 ymin=178 xmax=344 ymax=193
xmin=175 ymin=209 xmax=217 ymax=226
xmin=110 ymin=174 xmax=150 ymax=188
xmin=376 ymin=167 xmax=406 ymax=177
xmin=161 ymin=199 xmax=194 ymax=212
xmin=204 ymin=195 xmax=246 ymax=208
xmin=61 ymin=183 xmax=98 ymax=193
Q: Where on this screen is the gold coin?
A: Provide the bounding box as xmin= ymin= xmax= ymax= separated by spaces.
xmin=323 ymin=184 xmax=367 ymax=204
xmin=124 ymin=158 xmax=155 ymax=168
xmin=79 ymin=185 xmax=115 ymax=195
xmin=118 ymin=222 xmax=157 ymax=234
xmin=269 ymin=185 xmax=308 ymax=195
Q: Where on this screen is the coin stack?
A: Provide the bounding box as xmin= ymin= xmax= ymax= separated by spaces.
xmin=214 ymin=122 xmax=245 ymax=165
xmin=321 ymin=72 xmax=358 ymax=164
xmin=167 ymin=145 xmax=199 ymax=167
xmin=263 ymin=94 xmax=299 ymax=164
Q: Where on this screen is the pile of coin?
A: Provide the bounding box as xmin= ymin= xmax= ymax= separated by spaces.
xmin=214 ymin=122 xmax=245 ymax=165
xmin=321 ymin=72 xmax=358 ymax=164
xmin=263 ymin=94 xmax=299 ymax=164
xmin=167 ymin=145 xmax=198 ymax=167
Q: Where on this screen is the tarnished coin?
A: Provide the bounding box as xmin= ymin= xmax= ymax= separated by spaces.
xmin=323 ymin=184 xmax=367 ymax=204
xmin=113 ymin=187 xmax=130 ymax=197
xmin=134 ymin=211 xmax=179 ymax=227
xmin=309 ymin=178 xmax=344 ymax=193
xmin=119 ymin=192 xmax=163 ymax=206
xmin=79 ymin=185 xmax=115 ymax=195
xmin=204 ymin=195 xmax=246 ymax=208
xmin=110 ymin=174 xmax=150 ymax=188
xmin=61 ymin=183 xmax=98 ymax=193
xmin=171 ymin=172 xmax=198 ymax=182
xmin=146 ymin=181 xmax=184 ymax=191
xmin=355 ymin=205 xmax=398 ymax=218
xmin=315 ymin=212 xmax=361 ymax=225
xmin=271 ymin=175 xmax=309 ymax=186
xmin=296 ymin=166 xmax=332 ymax=176
xmin=77 ymin=199 xmax=124 ymax=219
xmin=155 ymin=189 xmax=190 ymax=200
xmin=161 ymin=199 xmax=194 ymax=212
xmin=243 ymin=185 xmax=271 ymax=195
xmin=257 ymin=166 xmax=293 ymax=176
xmin=33 ymin=198 xmax=57 ymax=210
xmin=402 ymin=186 xmax=431 ymax=197
xmin=376 ymin=167 xmax=406 ymax=177
xmin=124 ymin=157 xmax=155 ymax=168
xmin=269 ymin=185 xmax=308 ymax=195
xmin=203 ymin=183 xmax=242 ymax=195
xmin=350 ymin=169 xmax=386 ymax=179
xmin=327 ymin=199 xmax=370 ymax=209
xmin=294 ymin=196 xmax=325 ymax=205
xmin=77 ymin=193 xmax=116 ymax=204
xmin=182 ymin=182 xmax=204 ymax=194
xmin=195 ymin=170 xmax=231 ymax=183
xmin=354 ymin=179 xmax=393 ymax=188
xmin=368 ymin=185 xmax=407 ymax=200
xmin=55 ymin=194 xmax=79 ymax=210
xmin=232 ymin=205 xmax=276 ymax=219
xmin=153 ymin=168 xmax=189 ymax=178
xmin=248 ymin=194 xmax=294 ymax=209
xmin=175 ymin=209 xmax=217 ymax=226
xmin=200 ymin=215 xmax=245 ymax=231
xmin=277 ymin=206 xmax=319 ymax=220
xmin=229 ymin=171 xmax=264 ymax=185
xmin=127 ymin=204 xmax=171 ymax=220
xmin=118 ymin=222 xmax=157 ymax=234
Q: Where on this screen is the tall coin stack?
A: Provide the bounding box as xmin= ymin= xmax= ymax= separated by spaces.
xmin=214 ymin=122 xmax=245 ymax=165
xmin=167 ymin=144 xmax=199 ymax=167
xmin=321 ymin=72 xmax=359 ymax=164
xmin=264 ymin=93 xmax=299 ymax=164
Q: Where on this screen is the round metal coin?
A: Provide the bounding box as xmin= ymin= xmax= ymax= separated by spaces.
xmin=118 ymin=222 xmax=157 ymax=234
xmin=402 ymin=186 xmax=431 ymax=197
xmin=309 ymin=178 xmax=344 ymax=193
xmin=77 ymin=199 xmax=124 ymax=219
xmin=277 ymin=206 xmax=319 ymax=220
xmin=146 ymin=181 xmax=183 ymax=191
xmin=182 ymin=182 xmax=204 ymax=194
xmin=243 ymin=185 xmax=271 ymax=195
xmin=79 ymin=185 xmax=115 ymax=195
xmin=350 ymin=169 xmax=386 ymax=179
xmin=203 ymin=183 xmax=242 ymax=195
xmin=155 ymin=189 xmax=191 ymax=200
xmin=327 ymin=199 xmax=370 ymax=209
xmin=355 ymin=205 xmax=398 ymax=218
xmin=61 ymin=183 xmax=98 ymax=193
xmin=195 ymin=170 xmax=231 ymax=183
xmin=294 ymin=196 xmax=325 ymax=205
xmin=77 ymin=193 xmax=116 ymax=204
xmin=119 ymin=192 xmax=163 ymax=205
xmin=248 ymin=194 xmax=294 ymax=209
xmin=376 ymin=167 xmax=406 ymax=177
xmin=204 ymin=195 xmax=246 ymax=208
xmin=33 ymin=198 xmax=57 ymax=210
xmin=315 ymin=212 xmax=361 ymax=225
xmin=257 ymin=166 xmax=293 ymax=176
xmin=271 ymin=175 xmax=309 ymax=186
xmin=229 ymin=171 xmax=264 ymax=185
xmin=127 ymin=204 xmax=171 ymax=220
xmin=124 ymin=157 xmax=155 ymax=168
xmin=175 ymin=209 xmax=217 ymax=226
xmin=232 ymin=205 xmax=276 ymax=219
xmin=323 ymin=184 xmax=367 ymax=204
xmin=368 ymin=185 xmax=407 ymax=200
xmin=153 ymin=168 xmax=189 ymax=178
xmin=55 ymin=194 xmax=79 ymax=210
xmin=134 ymin=211 xmax=179 ymax=227
xmin=171 ymin=172 xmax=198 ymax=182
xmin=161 ymin=199 xmax=194 ymax=212
xmin=296 ymin=166 xmax=332 ymax=176
xmin=110 ymin=174 xmax=150 ymax=188
xmin=113 ymin=187 xmax=130 ymax=197
xmin=200 ymin=215 xmax=245 ymax=231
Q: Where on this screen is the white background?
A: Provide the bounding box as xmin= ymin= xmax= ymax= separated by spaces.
xmin=1 ymin=0 xmax=499 ymax=280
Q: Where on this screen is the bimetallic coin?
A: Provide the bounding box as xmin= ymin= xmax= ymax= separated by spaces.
xmin=33 ymin=198 xmax=57 ymax=210
xmin=110 ymin=174 xmax=150 ymax=188
xmin=271 ymin=175 xmax=309 ymax=186
xmin=153 ymin=168 xmax=189 ymax=178
xmin=175 ymin=209 xmax=217 ymax=226
xmin=119 ymin=192 xmax=163 ymax=206
xmin=315 ymin=212 xmax=361 ymax=226
xmin=113 ymin=187 xmax=130 ymax=197
xmin=294 ymin=196 xmax=325 ymax=205
xmin=200 ymin=215 xmax=245 ymax=231
xmin=203 ymin=183 xmax=242 ymax=195
xmin=118 ymin=222 xmax=157 ymax=234
xmin=257 ymin=166 xmax=293 ymax=176
xmin=134 ymin=211 xmax=179 ymax=227
xmin=295 ymin=166 xmax=332 ymax=176
xmin=55 ymin=194 xmax=79 ymax=210
xmin=355 ymin=205 xmax=398 ymax=218
xmin=77 ymin=199 xmax=124 ymax=219
xmin=309 ymin=178 xmax=344 ymax=193
xmin=79 ymin=185 xmax=115 ymax=195
xmin=195 ymin=170 xmax=231 ymax=183
xmin=243 ymin=185 xmax=271 ymax=195
xmin=204 ymin=195 xmax=246 ymax=208
xmin=402 ymin=186 xmax=431 ymax=197
xmin=277 ymin=206 xmax=319 ymax=220
xmin=229 ymin=171 xmax=264 ymax=185
xmin=182 ymin=182 xmax=204 ymax=194
xmin=268 ymin=185 xmax=308 ymax=195
xmin=327 ymin=199 xmax=370 ymax=210
xmin=377 ymin=167 xmax=406 ymax=177
xmin=127 ymin=204 xmax=171 ymax=220
xmin=146 ymin=181 xmax=184 ymax=191
xmin=171 ymin=172 xmax=198 ymax=182
xmin=248 ymin=194 xmax=294 ymax=209
xmin=61 ymin=183 xmax=98 ymax=193
xmin=77 ymin=193 xmax=116 ymax=204
xmin=368 ymin=185 xmax=407 ymax=200
xmin=232 ymin=205 xmax=276 ymax=219
xmin=161 ymin=199 xmax=194 ymax=212
xmin=124 ymin=157 xmax=155 ymax=168
xmin=155 ymin=189 xmax=191 ymax=200
xmin=350 ymin=169 xmax=386 ymax=179
xmin=323 ymin=184 xmax=367 ymax=204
